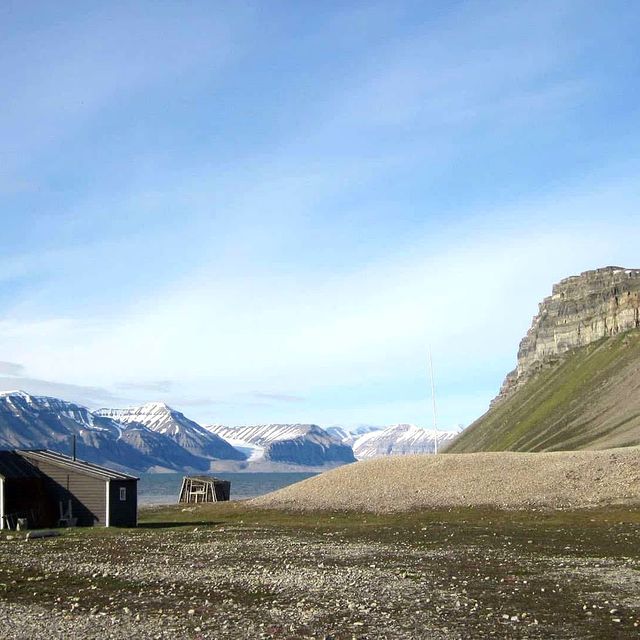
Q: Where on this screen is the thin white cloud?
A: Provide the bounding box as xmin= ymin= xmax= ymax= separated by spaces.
xmin=0 ymin=376 xmax=120 ymax=407
xmin=325 ymin=0 xmax=583 ymax=132
xmin=114 ymin=380 xmax=174 ymax=393
xmin=1 ymin=1 xmax=638 ymax=427
xmin=0 ymin=361 xmax=25 ymax=376
xmin=1 ymin=173 xmax=637 ymax=424
xmin=250 ymin=392 xmax=306 ymax=404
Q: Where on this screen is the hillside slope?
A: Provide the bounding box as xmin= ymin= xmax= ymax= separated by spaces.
xmin=251 ymin=446 xmax=640 ymax=512
xmin=449 ymin=329 xmax=640 ymax=452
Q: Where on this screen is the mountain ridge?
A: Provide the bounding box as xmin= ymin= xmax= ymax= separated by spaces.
xmin=96 ymin=403 xmax=245 ymax=461
xmin=207 ymin=423 xmax=356 ymax=467
xmin=0 ymin=392 xmax=243 ymax=472
xmin=349 ymin=423 xmax=462 ymax=459
xmin=0 ymin=392 xmax=468 ymax=471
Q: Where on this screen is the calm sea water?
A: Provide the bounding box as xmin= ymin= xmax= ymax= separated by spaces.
xmin=138 ymin=472 xmax=318 ymax=505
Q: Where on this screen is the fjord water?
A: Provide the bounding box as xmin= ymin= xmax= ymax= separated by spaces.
xmin=138 ymin=472 xmax=318 ymax=505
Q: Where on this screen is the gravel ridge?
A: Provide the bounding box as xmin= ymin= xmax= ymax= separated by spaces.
xmin=251 ymin=447 xmax=640 ymax=512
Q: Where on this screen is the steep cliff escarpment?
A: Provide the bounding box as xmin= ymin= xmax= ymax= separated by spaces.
xmin=498 ymin=267 xmax=640 ymax=402
xmin=448 ymin=267 xmax=640 ymax=453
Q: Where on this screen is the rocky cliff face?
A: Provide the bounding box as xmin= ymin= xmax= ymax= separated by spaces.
xmin=497 ymin=267 xmax=640 ymax=402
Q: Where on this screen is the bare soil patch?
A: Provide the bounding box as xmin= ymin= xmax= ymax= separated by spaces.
xmin=251 ymin=447 xmax=640 ymax=513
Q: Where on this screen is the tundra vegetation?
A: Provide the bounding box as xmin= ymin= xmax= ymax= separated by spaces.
xmin=449 ymin=330 xmax=640 ymax=453
xmin=0 ymin=503 xmax=639 ymax=639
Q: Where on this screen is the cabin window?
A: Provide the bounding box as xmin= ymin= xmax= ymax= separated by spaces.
xmin=119 ymin=487 xmax=127 ymax=501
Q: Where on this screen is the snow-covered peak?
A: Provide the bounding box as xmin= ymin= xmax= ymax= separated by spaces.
xmin=326 ymin=424 xmax=386 ymax=446
xmin=95 ymin=403 xmax=189 ymax=435
xmin=1 ymin=390 xmax=83 ymax=407
xmin=0 ymin=391 xmax=100 ymax=426
xmin=139 ymin=401 xmax=173 ymax=413
xmin=208 ymin=423 xmax=355 ymax=466
xmin=325 ymin=426 xmax=349 ymax=441
xmin=0 ymin=389 xmax=33 ymax=399
xmin=351 ymin=423 xmax=462 ymax=460
xmin=0 ymin=390 xmax=42 ymax=415
xmin=207 ymin=424 xmax=338 ymax=446
xmin=94 ymin=404 xmax=246 ymax=461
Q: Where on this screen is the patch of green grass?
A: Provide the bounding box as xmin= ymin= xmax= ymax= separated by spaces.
xmin=138 ymin=502 xmax=640 ymax=552
xmin=448 ymin=330 xmax=640 ymax=452
xmin=3 ymin=503 xmax=640 ymax=638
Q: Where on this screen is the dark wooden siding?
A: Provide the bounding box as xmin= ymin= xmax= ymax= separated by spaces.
xmin=22 ymin=458 xmax=107 ymax=526
xmin=4 ymin=478 xmax=52 ymax=528
xmin=108 ymin=479 xmax=137 ymax=527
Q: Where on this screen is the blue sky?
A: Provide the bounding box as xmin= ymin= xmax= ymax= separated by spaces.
xmin=1 ymin=1 xmax=639 ymax=428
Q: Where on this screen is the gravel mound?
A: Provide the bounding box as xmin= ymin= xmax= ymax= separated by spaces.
xmin=250 ymin=447 xmax=640 ymax=512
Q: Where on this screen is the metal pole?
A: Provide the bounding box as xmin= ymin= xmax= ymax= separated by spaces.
xmin=429 ymin=348 xmax=438 ymax=454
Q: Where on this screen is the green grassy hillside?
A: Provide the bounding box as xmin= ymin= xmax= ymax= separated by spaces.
xmin=448 ymin=329 xmax=640 ymax=452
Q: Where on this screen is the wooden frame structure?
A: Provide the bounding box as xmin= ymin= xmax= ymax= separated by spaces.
xmin=178 ymin=476 xmax=230 ymax=504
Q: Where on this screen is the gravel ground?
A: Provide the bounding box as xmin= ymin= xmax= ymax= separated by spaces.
xmin=0 ymin=505 xmax=639 ymax=639
xmin=251 ymin=447 xmax=640 ymax=512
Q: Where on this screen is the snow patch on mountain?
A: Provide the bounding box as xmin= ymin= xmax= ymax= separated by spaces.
xmin=208 ymin=424 xmax=356 ymax=466
xmin=208 ymin=424 xmax=324 ymax=444
xmin=350 ymin=423 xmax=463 ymax=459
xmin=221 ymin=438 xmax=265 ymax=462
xmin=98 ymin=402 xmax=186 ymax=435
xmin=326 ymin=425 xmax=384 ymax=446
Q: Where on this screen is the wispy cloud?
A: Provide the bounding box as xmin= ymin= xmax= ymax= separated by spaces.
xmin=0 ymin=375 xmax=121 ymax=408
xmin=1 ymin=1 xmax=638 ymax=427
xmin=115 ymin=380 xmax=174 ymax=393
xmin=250 ymin=392 xmax=306 ymax=404
xmin=0 ymin=361 xmax=25 ymax=376
xmin=1 ymin=172 xmax=638 ymax=424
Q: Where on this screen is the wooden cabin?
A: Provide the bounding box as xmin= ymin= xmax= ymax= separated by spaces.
xmin=0 ymin=449 xmax=138 ymax=529
xmin=178 ymin=475 xmax=230 ymax=503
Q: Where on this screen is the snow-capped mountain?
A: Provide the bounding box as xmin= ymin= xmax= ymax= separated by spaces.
xmin=0 ymin=391 xmax=166 ymax=470
xmin=118 ymin=424 xmax=210 ymax=471
xmin=0 ymin=391 xmax=228 ymax=472
xmin=0 ymin=391 xmax=464 ymax=472
xmin=348 ymin=423 xmax=463 ymax=459
xmin=0 ymin=390 xmax=121 ymax=447
xmin=97 ymin=403 xmax=245 ymax=461
xmin=207 ymin=424 xmax=356 ymax=467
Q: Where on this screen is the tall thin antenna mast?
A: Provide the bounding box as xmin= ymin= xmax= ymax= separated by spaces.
xmin=428 ymin=348 xmax=438 ymax=454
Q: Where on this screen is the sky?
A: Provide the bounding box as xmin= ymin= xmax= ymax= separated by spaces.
xmin=1 ymin=0 xmax=639 ymax=429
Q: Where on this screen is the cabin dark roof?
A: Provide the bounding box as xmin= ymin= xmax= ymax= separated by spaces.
xmin=17 ymin=450 xmax=138 ymax=481
xmin=0 ymin=450 xmax=43 ymax=479
xmin=184 ymin=475 xmax=229 ymax=483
